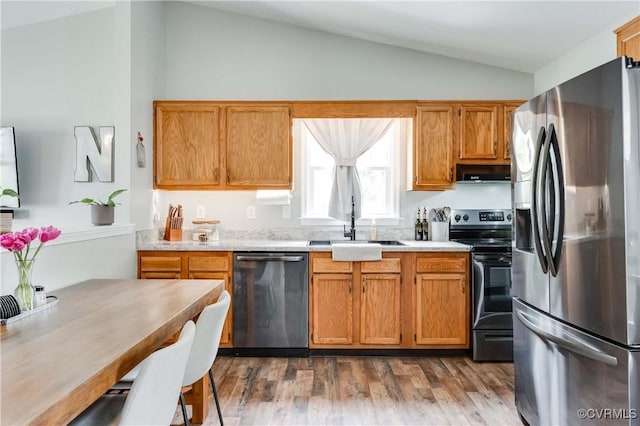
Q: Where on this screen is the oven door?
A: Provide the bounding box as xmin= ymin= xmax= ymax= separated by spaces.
xmin=472 ymin=251 xmax=513 ymax=329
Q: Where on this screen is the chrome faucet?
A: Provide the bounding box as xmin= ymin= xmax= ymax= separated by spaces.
xmin=343 ymin=196 xmax=356 ymax=240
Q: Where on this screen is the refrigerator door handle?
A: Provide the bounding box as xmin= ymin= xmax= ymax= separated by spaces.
xmin=531 ymin=126 xmax=549 ymax=273
xmin=547 ymin=123 xmax=565 ymax=277
xmin=515 ymin=309 xmax=618 ymax=366
xmin=539 ymin=125 xmax=556 ymax=276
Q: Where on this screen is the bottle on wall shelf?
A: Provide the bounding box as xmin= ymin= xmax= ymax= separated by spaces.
xmin=415 ymin=208 xmax=423 ymax=240
xmin=422 ymin=207 xmax=429 ymax=240
xmin=369 ymin=218 xmax=377 ymax=240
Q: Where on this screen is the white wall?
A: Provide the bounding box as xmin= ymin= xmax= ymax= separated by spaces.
xmin=1 ymin=4 xmax=137 ymax=294
xmin=164 ymin=2 xmax=533 ymax=100
xmin=130 ymin=1 xmax=165 ymax=230
xmin=155 ymin=2 xmax=524 ymax=234
xmin=533 ymin=14 xmax=635 ymax=94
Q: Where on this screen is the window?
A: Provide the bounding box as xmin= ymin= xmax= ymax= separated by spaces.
xmin=298 ymin=118 xmax=408 ymax=223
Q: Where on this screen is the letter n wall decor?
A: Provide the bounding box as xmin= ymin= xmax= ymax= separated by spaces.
xmin=74 ymin=126 xmax=114 ymax=182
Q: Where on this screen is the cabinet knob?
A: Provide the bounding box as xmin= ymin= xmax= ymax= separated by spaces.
xmin=214 ymin=168 xmax=219 ymax=182
xmin=226 ymin=170 xmax=230 ymax=183
xmin=493 ymin=140 xmax=497 ymax=154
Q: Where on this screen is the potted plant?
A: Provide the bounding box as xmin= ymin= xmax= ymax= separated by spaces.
xmin=69 ymin=189 xmax=127 ymax=226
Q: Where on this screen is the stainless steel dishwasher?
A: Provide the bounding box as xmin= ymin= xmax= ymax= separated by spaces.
xmin=232 ymin=252 xmax=308 ymax=356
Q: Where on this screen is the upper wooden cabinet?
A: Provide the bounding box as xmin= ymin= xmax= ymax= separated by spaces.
xmin=226 ymin=106 xmax=292 ymax=189
xmin=458 ymin=104 xmax=499 ymax=161
xmin=503 ymin=103 xmax=520 ymax=160
xmin=154 ymin=101 xmax=292 ymax=190
xmin=615 ymin=15 xmax=640 ymax=60
xmin=154 ymin=103 xmax=221 ymax=189
xmin=411 ymin=105 xmax=455 ymax=190
xmin=456 ymin=102 xmax=523 ymax=165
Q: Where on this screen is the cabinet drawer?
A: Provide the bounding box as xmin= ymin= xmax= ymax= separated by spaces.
xmin=312 ymin=258 xmax=353 ymax=273
xmin=416 ymin=255 xmax=466 ymax=273
xmin=140 ymin=256 xmax=182 ymax=272
xmin=361 ymin=258 xmax=401 ymax=273
xmin=188 ymin=256 xmax=229 ymax=272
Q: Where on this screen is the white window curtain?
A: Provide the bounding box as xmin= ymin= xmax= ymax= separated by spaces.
xmin=303 ymin=118 xmax=393 ymax=220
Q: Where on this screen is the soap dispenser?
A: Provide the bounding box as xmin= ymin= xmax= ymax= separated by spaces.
xmin=369 ymin=218 xmax=377 ymax=240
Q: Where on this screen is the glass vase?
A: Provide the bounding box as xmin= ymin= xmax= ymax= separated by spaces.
xmin=14 ymin=259 xmax=36 ymax=311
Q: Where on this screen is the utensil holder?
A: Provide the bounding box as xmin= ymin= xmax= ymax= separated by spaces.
xmin=430 ymin=222 xmax=450 ymax=242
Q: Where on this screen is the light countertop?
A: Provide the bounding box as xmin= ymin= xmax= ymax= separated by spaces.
xmin=137 ymin=239 xmax=471 ymax=252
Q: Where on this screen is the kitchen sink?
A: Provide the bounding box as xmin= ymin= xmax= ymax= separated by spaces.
xmin=307 ymin=240 xmax=406 ymax=246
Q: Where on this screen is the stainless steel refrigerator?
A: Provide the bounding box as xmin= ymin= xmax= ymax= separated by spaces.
xmin=512 ymin=56 xmax=640 ymax=425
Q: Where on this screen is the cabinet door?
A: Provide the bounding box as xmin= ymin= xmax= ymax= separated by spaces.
xmin=311 ymin=273 xmax=353 ymax=345
xmin=459 ymin=104 xmax=498 ymax=160
xmin=140 ymin=271 xmax=181 ymax=279
xmin=615 ymin=15 xmax=640 ymax=59
xmin=360 ymin=274 xmax=401 ymax=345
xmin=503 ymin=104 xmax=519 ymax=160
xmin=226 ymin=106 xmax=291 ymax=189
xmin=413 ymin=105 xmax=454 ymax=190
xmin=188 ymin=271 xmax=233 ymax=346
xmin=154 ymin=103 xmax=221 ymax=188
xmin=138 ymin=254 xmax=182 ymax=278
xmin=415 ymin=273 xmax=468 ymax=346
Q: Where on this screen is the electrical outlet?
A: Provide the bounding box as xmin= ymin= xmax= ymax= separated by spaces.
xmin=196 ymin=205 xmax=206 ymax=219
xmin=247 ymin=205 xmax=256 ymax=219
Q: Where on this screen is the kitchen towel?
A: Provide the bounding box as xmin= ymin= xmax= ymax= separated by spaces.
xmin=332 ymin=243 xmax=382 ymax=261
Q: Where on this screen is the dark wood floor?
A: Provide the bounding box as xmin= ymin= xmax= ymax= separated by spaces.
xmin=177 ymin=356 xmax=520 ymax=426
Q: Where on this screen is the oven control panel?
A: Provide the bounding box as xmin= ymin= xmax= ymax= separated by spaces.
xmin=451 ymin=209 xmax=513 ymax=226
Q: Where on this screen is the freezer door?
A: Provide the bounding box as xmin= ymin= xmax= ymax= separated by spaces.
xmin=512 ymin=94 xmax=550 ymax=313
xmin=547 ymin=57 xmax=637 ymax=346
xmin=514 ymin=298 xmax=639 ymax=426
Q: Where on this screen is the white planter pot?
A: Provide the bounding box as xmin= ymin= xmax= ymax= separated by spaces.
xmin=91 ymin=205 xmax=114 ymax=226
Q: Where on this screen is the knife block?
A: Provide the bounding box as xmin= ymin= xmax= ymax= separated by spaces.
xmin=163 ymin=218 xmax=183 ymax=241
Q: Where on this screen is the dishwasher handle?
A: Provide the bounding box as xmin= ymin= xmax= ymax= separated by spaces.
xmin=235 ymin=255 xmax=305 ymax=262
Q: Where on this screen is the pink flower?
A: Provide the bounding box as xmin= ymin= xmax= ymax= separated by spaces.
xmin=0 ymin=233 xmax=17 ymax=250
xmin=19 ymin=227 xmax=40 ymax=244
xmin=39 ymin=226 xmax=61 ymax=243
xmin=0 ymin=225 xmax=62 ymax=260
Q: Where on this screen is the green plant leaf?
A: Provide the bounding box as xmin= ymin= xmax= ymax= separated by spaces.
xmin=107 ymin=189 xmax=127 ymax=206
xmin=1 ymin=188 xmax=19 ymax=198
xmin=69 ymin=189 xmax=126 ymax=206
xmin=69 ymin=198 xmax=97 ymax=205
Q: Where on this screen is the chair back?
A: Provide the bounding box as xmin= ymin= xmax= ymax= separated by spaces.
xmin=119 ymin=320 xmax=196 ymax=426
xmin=182 ymin=290 xmax=231 ymax=386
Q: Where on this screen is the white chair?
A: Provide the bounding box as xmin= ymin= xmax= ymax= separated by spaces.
xmin=180 ymin=289 xmax=230 ymax=426
xmin=114 ymin=290 xmax=231 ymax=426
xmin=70 ymin=320 xmax=196 ymax=426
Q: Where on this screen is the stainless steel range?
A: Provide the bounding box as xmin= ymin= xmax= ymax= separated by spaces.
xmin=450 ymin=208 xmax=513 ymax=362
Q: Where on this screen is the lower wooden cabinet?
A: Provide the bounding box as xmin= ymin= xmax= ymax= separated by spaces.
xmin=309 ymin=253 xmax=405 ymax=349
xmin=137 ymin=251 xmax=233 ymax=347
xmin=310 ymin=251 xmax=469 ymax=349
xmin=360 ymin=273 xmax=401 ymax=344
xmin=414 ymin=253 xmax=470 ymax=348
xmin=311 ymin=273 xmax=353 ymax=345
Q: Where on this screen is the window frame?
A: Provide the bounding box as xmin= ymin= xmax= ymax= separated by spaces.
xmin=297 ymin=119 xmax=406 ymax=226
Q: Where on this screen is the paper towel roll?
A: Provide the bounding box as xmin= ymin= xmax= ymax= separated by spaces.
xmin=255 ymin=190 xmax=292 ymax=205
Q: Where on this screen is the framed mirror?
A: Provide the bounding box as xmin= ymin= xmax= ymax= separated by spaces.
xmin=1 ymin=127 xmax=20 ymax=208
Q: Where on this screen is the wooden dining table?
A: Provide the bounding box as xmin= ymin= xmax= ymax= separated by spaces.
xmin=0 ymin=278 xmax=223 ymax=425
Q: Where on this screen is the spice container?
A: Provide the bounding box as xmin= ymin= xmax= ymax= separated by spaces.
xmin=34 ymin=285 xmax=47 ymax=307
xmin=192 ymin=220 xmax=220 ymax=242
